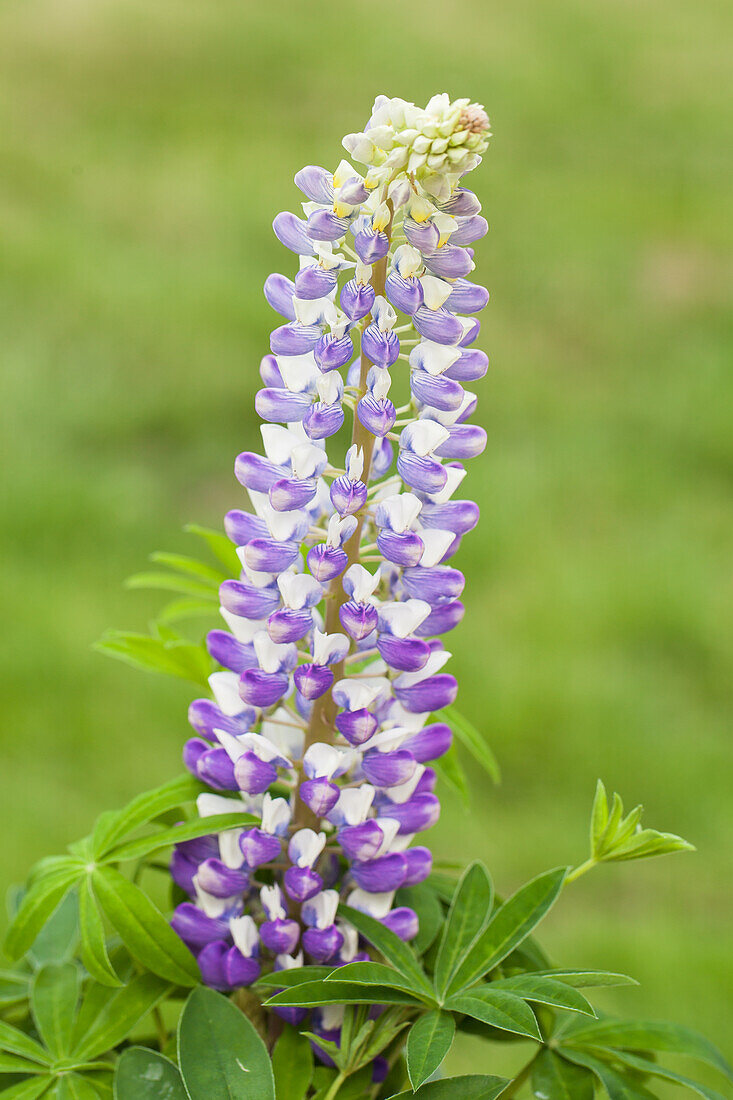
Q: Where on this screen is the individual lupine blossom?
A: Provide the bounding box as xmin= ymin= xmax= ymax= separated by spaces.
xmin=170 ymin=93 xmax=491 ymax=1041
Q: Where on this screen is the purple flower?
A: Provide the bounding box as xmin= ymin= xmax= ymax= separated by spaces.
xmin=171 ymin=95 xmax=493 ymax=998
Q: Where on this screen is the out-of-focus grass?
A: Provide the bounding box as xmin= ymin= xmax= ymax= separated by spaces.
xmin=0 ymin=0 xmax=731 ymax=1085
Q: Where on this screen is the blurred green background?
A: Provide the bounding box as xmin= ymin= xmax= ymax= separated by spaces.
xmin=1 ymin=0 xmax=731 ymax=1087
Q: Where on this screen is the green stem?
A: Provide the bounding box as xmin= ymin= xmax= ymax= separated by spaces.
xmin=323 ymin=1071 xmax=348 ymax=1100
xmin=152 ymin=1005 xmax=168 ymax=1051
xmin=565 ymin=857 xmax=598 ymax=884
xmin=500 ymin=1050 xmax=541 ymax=1098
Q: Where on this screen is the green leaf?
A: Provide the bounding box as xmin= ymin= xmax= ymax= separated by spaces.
xmin=54 ymin=1076 xmax=103 ymax=1100
xmin=28 ymin=892 xmax=79 ymax=968
xmin=559 ymin=1049 xmax=657 ymax=1099
xmin=92 ymin=774 xmax=203 ymax=857
xmin=0 ymin=1079 xmax=53 ymax=1099
xmin=271 ymin=1026 xmax=313 ymax=1100
xmin=0 ymin=1019 xmax=51 ymax=1065
xmin=30 ymin=964 xmax=80 ymax=1058
xmin=445 ymin=988 xmax=541 ymax=1040
xmin=0 ymin=968 xmax=31 ymax=1007
xmin=184 ymin=524 xmax=241 ymax=576
xmin=148 ymin=551 xmax=225 ymax=586
xmin=532 ymin=1050 xmax=594 ymax=1099
xmin=94 ymin=631 xmax=212 ymax=686
xmin=528 ymin=969 xmax=638 ymax=989
xmin=586 ymin=783 xmax=695 ymax=867
xmin=86 ymin=1076 xmax=114 ymax=1100
xmin=387 ymin=1074 xmax=509 ymax=1099
xmin=327 ymin=961 xmax=428 ymax=997
xmin=72 ymin=973 xmax=170 ymax=1061
xmin=178 ymin=986 xmax=275 ymax=1100
xmin=590 ymin=780 xmax=609 ymax=859
xmin=425 ymin=872 xmax=459 ymax=905
xmin=434 ymin=861 xmax=493 ymax=997
xmin=432 ymin=744 xmax=470 ymax=805
xmin=610 ymin=1050 xmax=728 ymax=1100
xmin=78 ymin=879 xmax=121 ymax=988
xmin=395 ymin=884 xmax=443 ymax=955
xmin=91 ymin=867 xmax=199 ymax=987
xmin=330 ymin=1067 xmax=373 ymax=1099
xmin=124 ymin=572 xmax=219 ymax=600
xmin=491 ymin=975 xmax=595 ymax=1016
xmin=156 ymin=598 xmax=220 ymax=625
xmin=264 ymin=980 xmax=421 ymax=1008
xmin=104 ymin=812 xmax=257 ymax=864
xmin=338 ymin=904 xmax=432 ymax=995
xmin=447 ymin=867 xmax=567 ymax=994
xmin=70 ymin=980 xmax=120 ymax=1052
xmin=5 ymin=871 xmax=80 ymax=962
xmin=434 ymin=706 xmax=500 ymax=784
xmin=604 ymin=828 xmax=695 ymax=862
xmin=406 ymin=1011 xmax=455 ymax=1090
xmin=0 ymin=1051 xmax=48 ymax=1073
xmin=255 ymin=966 xmax=334 ymax=989
xmin=564 ymin=1018 xmax=732 ymax=1079
xmin=114 ymin=1046 xmax=187 ymax=1100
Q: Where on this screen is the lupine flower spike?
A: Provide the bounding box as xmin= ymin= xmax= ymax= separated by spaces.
xmin=172 ymin=93 xmax=491 ymax=1048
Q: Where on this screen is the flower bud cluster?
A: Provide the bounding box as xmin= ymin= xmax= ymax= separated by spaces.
xmin=170 ymin=94 xmax=491 ymax=1035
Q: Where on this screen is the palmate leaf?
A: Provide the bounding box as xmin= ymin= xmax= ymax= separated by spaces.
xmin=264 ymin=980 xmax=422 ymax=1008
xmin=73 ymin=973 xmax=170 ymax=1062
xmin=527 ymin=969 xmax=638 ymax=989
xmin=4 ymin=867 xmax=81 ymax=962
xmin=78 ymin=878 xmax=121 ymax=988
xmin=30 ymin=963 xmax=80 ymax=1059
xmin=396 ymin=883 xmax=443 ymax=955
xmin=447 ymin=867 xmax=567 ymax=994
xmin=531 ymin=1049 xmax=594 ymax=1100
xmin=406 ymin=1010 xmax=455 ymax=1090
xmin=586 ymin=780 xmax=694 ymax=867
xmin=102 ymin=811 xmax=258 ymax=864
xmin=490 ymin=974 xmax=596 ymax=1016
xmin=28 ymin=891 xmax=79 ymax=968
xmin=387 ymin=1074 xmax=509 ymax=1099
xmin=432 ymin=743 xmax=471 ymax=805
xmin=184 ymin=523 xmax=241 ymax=576
xmin=114 ymin=1046 xmax=187 ymax=1100
xmin=55 ymin=1075 xmax=104 ymax=1099
xmin=425 ymin=871 xmax=460 ymax=905
xmin=0 ymin=1019 xmax=51 ymax=1066
xmin=94 ymin=630 xmax=212 ymax=687
xmin=148 ymin=551 xmax=226 ymax=586
xmin=433 ymin=861 xmax=493 ymax=997
xmin=0 ymin=1080 xmax=54 ymax=1099
xmin=91 ymin=773 xmax=204 ymax=857
xmin=156 ymin=597 xmax=220 ymax=625
xmin=255 ymin=965 xmax=333 ymax=989
xmin=91 ymin=867 xmax=199 ymax=987
xmin=561 ymin=1018 xmax=732 ymax=1080
xmin=0 ymin=1051 xmax=48 ymax=1074
xmin=124 ymin=572 xmax=219 ymax=600
xmin=434 ymin=706 xmax=500 ymax=784
xmin=609 ymin=1050 xmax=729 ymax=1100
xmin=445 ymin=987 xmax=541 ymax=1040
xmin=559 ymin=1048 xmax=659 ymax=1100
xmin=338 ymin=904 xmax=433 ymax=995
xmin=271 ymin=1026 xmax=313 ymax=1100
xmin=178 ymin=987 xmax=275 ymax=1100
xmin=0 ymin=968 xmax=31 ymax=1008
xmin=328 ymin=961 xmax=431 ymax=999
